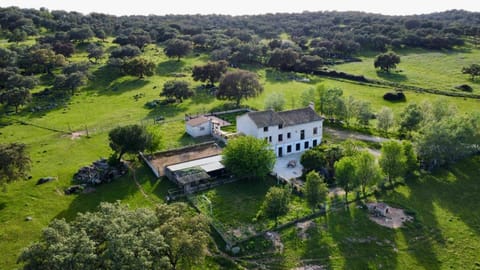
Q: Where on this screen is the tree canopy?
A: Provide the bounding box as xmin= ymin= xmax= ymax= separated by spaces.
xmin=18 ymin=202 xmax=209 ymax=270
xmin=379 ymin=140 xmax=407 ymax=185
xmin=192 ymin=60 xmax=228 ymax=87
xmin=262 ymin=186 xmax=290 ymax=225
xmin=304 ymin=171 xmax=328 ymax=211
xmin=122 ymin=57 xmax=155 ymax=79
xmin=108 ymin=124 xmax=152 ymax=162
xmin=164 ymin=39 xmax=192 ymax=61
xmin=217 ymin=70 xmax=263 ymax=107
xmin=222 ymin=136 xmax=275 ymax=180
xmin=462 ymin=64 xmax=480 ymax=81
xmin=0 ymin=143 xmax=30 ymax=185
xmin=374 ymin=52 xmax=401 ymax=72
xmin=161 ymin=80 xmax=193 ymax=102
xmin=334 ymin=156 xmax=357 ymax=205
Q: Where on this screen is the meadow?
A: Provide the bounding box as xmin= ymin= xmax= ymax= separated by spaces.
xmin=1 ymin=38 xmax=480 ymax=269
xmin=334 ymin=45 xmax=480 ymax=94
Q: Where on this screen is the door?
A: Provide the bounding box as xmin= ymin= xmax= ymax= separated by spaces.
xmin=278 ymin=147 xmax=283 ymax=157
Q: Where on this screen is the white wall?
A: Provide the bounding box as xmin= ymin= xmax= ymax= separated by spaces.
xmin=186 ymin=121 xmax=211 ymax=137
xmin=236 ymin=113 xmax=324 ymax=157
xmin=236 ymin=114 xmax=259 ymax=137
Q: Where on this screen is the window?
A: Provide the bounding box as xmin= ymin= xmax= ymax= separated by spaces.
xmin=278 ymin=124 xmax=283 ymax=129
xmin=287 ymin=132 xmax=291 ymax=139
xmin=199 ymin=127 xmax=205 ymax=131
xmin=300 ymin=130 xmax=305 ymax=140
xmin=278 ymin=134 xmax=283 ymax=142
xmin=265 ymin=137 xmax=268 ymax=142
xmin=296 ymin=143 xmax=300 ymax=151
xmin=313 ymin=139 xmax=318 ymax=147
xmin=287 ymin=145 xmax=292 ymax=153
xmin=263 ymin=126 xmax=269 ymax=132
xmin=269 ymin=136 xmax=272 ymax=143
xmin=304 ymin=141 xmax=309 ymax=149
xmin=313 ymin=127 xmax=318 ymax=135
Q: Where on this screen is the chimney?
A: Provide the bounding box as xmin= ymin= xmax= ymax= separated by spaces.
xmin=308 ymin=101 xmax=315 ymax=110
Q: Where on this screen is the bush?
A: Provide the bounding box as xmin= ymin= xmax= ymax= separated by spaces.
xmin=455 ymin=84 xmax=473 ymax=92
xmin=383 ymin=91 xmax=406 ymax=101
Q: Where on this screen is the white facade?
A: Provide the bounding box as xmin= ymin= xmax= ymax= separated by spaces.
xmin=186 ymin=117 xmax=212 ymax=137
xmin=236 ymin=106 xmax=324 ymax=157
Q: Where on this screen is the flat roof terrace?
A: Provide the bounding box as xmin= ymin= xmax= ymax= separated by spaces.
xmin=147 ymin=142 xmax=222 ymax=176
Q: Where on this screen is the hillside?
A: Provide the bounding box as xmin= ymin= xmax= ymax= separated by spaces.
xmin=1 ymin=7 xmax=480 ymax=270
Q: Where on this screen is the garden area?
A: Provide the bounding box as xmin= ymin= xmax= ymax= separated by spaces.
xmin=190 ymin=177 xmax=314 ymax=244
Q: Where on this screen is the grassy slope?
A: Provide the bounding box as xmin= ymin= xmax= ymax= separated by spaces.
xmin=1 ymin=38 xmax=480 ymax=269
xmin=264 ymin=156 xmax=480 ymax=269
xmin=334 ymin=45 xmax=480 ymax=93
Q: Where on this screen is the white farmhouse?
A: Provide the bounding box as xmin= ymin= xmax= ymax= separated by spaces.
xmin=185 ymin=116 xmax=212 ymax=137
xmin=236 ymin=104 xmax=324 ymax=157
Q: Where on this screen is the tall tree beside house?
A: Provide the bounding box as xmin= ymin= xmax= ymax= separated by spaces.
xmin=319 ymin=87 xmax=345 ymax=121
xmin=354 ymin=151 xmax=382 ymax=198
xmin=379 ymin=140 xmax=407 ymax=186
xmin=334 ymin=156 xmax=357 ymax=206
xmin=262 ymin=186 xmax=290 ymax=226
xmin=164 ymin=39 xmax=192 ymax=61
xmin=217 ymin=70 xmax=263 ymax=107
xmin=192 ymin=60 xmax=228 ymax=87
xmin=108 ymin=124 xmax=152 ymax=162
xmin=304 ymin=171 xmax=329 ymax=212
xmin=222 ymin=136 xmax=275 ymax=180
xmin=0 ymin=143 xmax=30 ymax=186
xmin=264 ymin=92 xmax=286 ymax=111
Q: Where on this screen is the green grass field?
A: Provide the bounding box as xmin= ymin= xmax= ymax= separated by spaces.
xmin=1 ymin=38 xmax=480 ymax=269
xmin=236 ymin=156 xmax=480 ymax=269
xmin=334 ymin=45 xmax=480 ymax=93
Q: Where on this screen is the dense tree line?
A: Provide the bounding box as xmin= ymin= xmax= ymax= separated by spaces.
xmin=1 ymin=7 xmax=478 ymax=65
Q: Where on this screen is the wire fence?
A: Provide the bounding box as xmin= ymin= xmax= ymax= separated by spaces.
xmin=2 ymin=113 xmax=185 ymax=136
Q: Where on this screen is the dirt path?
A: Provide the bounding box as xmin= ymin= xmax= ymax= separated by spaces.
xmin=324 ymin=127 xmax=389 ymax=144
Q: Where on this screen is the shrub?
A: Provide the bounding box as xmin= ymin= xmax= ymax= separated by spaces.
xmin=383 ymin=91 xmax=406 ymax=101
xmin=455 ymin=84 xmax=473 ymax=92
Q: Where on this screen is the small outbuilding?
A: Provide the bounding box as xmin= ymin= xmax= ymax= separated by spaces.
xmin=165 ymin=155 xmax=225 ymax=193
xmin=186 ymin=116 xmax=211 ymax=137
xmin=367 ymin=202 xmax=390 ymax=217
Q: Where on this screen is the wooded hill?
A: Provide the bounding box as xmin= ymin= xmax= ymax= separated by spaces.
xmin=1 ymin=7 xmax=480 ymax=60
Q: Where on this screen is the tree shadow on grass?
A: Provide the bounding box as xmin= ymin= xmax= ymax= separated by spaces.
xmin=424 ymin=157 xmax=480 ymax=235
xmin=157 ymin=60 xmax=186 ymax=75
xmin=327 ymin=206 xmax=399 ymax=269
xmin=190 ymin=87 xmax=216 ymax=105
xmin=53 ymin=173 xmax=139 ymax=221
xmin=297 ymin=217 xmax=332 ymax=269
xmin=144 ymin=103 xmax=188 ymax=119
xmin=85 ymin=65 xmax=123 ymax=92
xmin=376 ymin=70 xmax=408 ymax=83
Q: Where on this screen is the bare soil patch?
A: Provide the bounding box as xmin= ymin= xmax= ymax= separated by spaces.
xmin=366 ymin=202 xmax=413 ymax=229
xmin=296 ymin=220 xmax=316 ymax=240
xmin=65 ymin=131 xmax=86 ymax=140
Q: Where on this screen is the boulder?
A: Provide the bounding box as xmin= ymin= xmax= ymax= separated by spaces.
xmin=36 ymin=176 xmax=56 ymax=185
xmin=64 ymin=185 xmax=85 ymax=195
